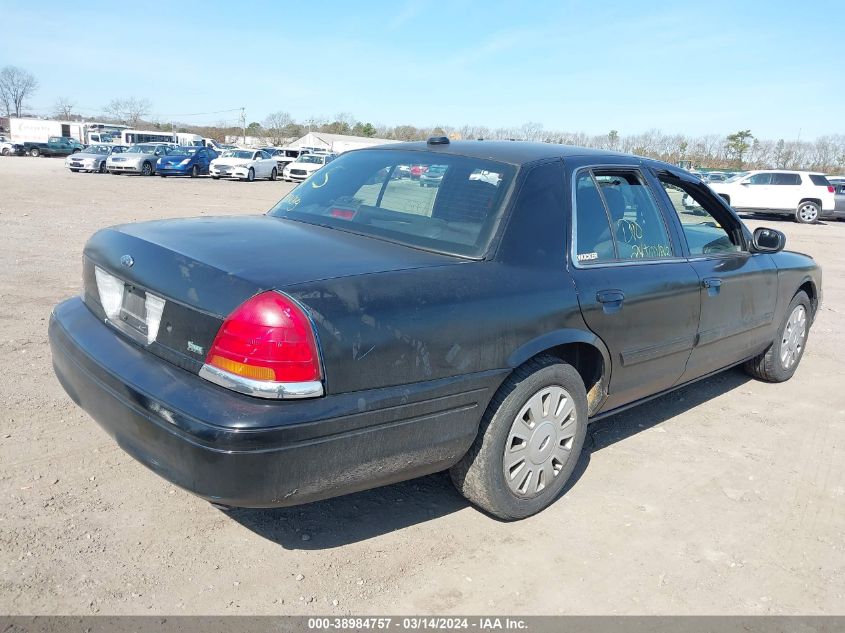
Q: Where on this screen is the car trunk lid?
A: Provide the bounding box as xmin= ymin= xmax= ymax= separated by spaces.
xmin=82 ymin=214 xmax=454 ymax=375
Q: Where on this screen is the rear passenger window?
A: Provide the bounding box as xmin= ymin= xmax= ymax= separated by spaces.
xmin=574 ymin=168 xmax=674 ymax=264
xmin=771 ymin=173 xmax=801 ymax=185
xmin=809 ymin=174 xmax=831 ymax=187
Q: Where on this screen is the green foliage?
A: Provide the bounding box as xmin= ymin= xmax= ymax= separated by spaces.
xmin=725 ymin=129 xmax=754 ymax=168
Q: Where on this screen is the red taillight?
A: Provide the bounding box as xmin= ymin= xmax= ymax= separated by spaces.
xmin=828 ymin=185 xmax=835 ymax=193
xmin=206 ymin=291 xmax=321 ymax=383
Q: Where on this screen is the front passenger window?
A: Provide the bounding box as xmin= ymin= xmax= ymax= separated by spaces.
xmin=658 ymin=178 xmax=742 ymax=256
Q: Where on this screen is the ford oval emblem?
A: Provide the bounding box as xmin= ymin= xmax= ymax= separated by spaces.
xmin=120 ymin=255 xmax=134 ymax=268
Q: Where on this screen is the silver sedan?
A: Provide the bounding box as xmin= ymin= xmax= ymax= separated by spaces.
xmin=65 ymin=145 xmax=127 ymax=173
xmin=106 ymin=144 xmax=175 ymax=176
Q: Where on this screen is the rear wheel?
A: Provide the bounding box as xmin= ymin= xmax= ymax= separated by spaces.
xmin=70 ymin=168 xmax=79 ymax=172
xmin=269 ymin=167 xmax=277 ymax=181
xmin=450 ymin=356 xmax=588 ymax=520
xmin=29 ymin=147 xmax=40 ymax=157
xmin=795 ymin=201 xmax=820 ymax=224
xmin=1 ymin=148 xmax=9 ymax=156
xmin=744 ymin=291 xmax=811 ymax=382
xmin=141 ymin=161 xmax=153 ymax=176
xmin=212 ymin=175 xmax=220 ymax=180
xmin=98 ymin=161 xmax=106 ymax=173
xmin=190 ymin=165 xmax=199 ymax=178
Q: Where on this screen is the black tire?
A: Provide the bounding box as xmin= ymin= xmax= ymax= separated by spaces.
xmin=1 ymin=148 xmax=9 ymax=156
xmin=269 ymin=167 xmax=277 ymax=181
xmin=795 ymin=201 xmax=820 ymax=224
xmin=450 ymin=356 xmax=588 ymax=520
xmin=70 ymin=168 xmax=79 ymax=172
xmin=72 ymin=148 xmax=81 ymax=153
xmin=98 ymin=161 xmax=106 ymax=173
xmin=246 ymin=167 xmax=255 ymax=182
xmin=744 ymin=290 xmax=811 ymax=382
xmin=212 ymin=176 xmax=220 ymax=180
xmin=29 ymin=147 xmax=40 ymax=157
xmin=159 ymin=174 xmax=167 ymax=177
xmin=190 ymin=165 xmax=199 ymax=178
xmin=141 ymin=162 xmax=153 ymax=176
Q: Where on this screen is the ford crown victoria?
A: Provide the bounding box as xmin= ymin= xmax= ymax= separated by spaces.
xmin=49 ymin=139 xmax=821 ymax=520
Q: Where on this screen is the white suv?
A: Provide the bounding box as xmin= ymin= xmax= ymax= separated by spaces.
xmin=708 ymin=170 xmax=835 ymax=223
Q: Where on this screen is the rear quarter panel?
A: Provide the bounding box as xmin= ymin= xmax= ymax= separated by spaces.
xmin=285 ymin=261 xmax=590 ymax=396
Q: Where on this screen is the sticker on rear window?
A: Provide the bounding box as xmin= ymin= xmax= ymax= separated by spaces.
xmin=577 ymin=252 xmax=599 ymax=262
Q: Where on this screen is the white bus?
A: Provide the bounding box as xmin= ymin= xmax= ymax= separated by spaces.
xmin=120 ymin=129 xmax=177 ymax=145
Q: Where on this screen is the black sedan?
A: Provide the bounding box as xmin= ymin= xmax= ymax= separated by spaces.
xmin=49 ymin=139 xmax=821 ymax=520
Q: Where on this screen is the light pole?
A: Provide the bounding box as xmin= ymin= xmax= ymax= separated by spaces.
xmin=240 ymin=107 xmax=246 ymax=145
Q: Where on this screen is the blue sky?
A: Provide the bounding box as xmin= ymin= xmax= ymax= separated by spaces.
xmin=2 ymin=0 xmax=842 ymax=138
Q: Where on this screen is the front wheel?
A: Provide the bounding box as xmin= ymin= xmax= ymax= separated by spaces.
xmin=246 ymin=167 xmax=255 ymax=182
xmin=450 ymin=356 xmax=588 ymax=520
xmin=795 ymin=201 xmax=820 ymax=224
xmin=1 ymin=148 xmax=9 ymax=156
xmin=744 ymin=291 xmax=811 ymax=382
xmin=141 ymin=162 xmax=153 ymax=176
xmin=190 ymin=165 xmax=199 ymax=178
xmin=269 ymin=167 xmax=277 ymax=181
xmin=69 ymin=168 xmax=79 ymax=172
xmin=98 ymin=161 xmax=106 ymax=173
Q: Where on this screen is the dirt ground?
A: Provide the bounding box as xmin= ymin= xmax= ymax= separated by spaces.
xmin=1 ymin=157 xmax=843 ymax=616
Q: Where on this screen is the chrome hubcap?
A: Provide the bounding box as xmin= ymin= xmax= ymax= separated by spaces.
xmin=799 ymin=204 xmax=818 ymax=222
xmin=780 ymin=304 xmax=807 ymax=369
xmin=503 ymin=385 xmax=577 ymax=498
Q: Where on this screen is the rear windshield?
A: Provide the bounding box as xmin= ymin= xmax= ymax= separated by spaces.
xmin=268 ymin=149 xmax=516 ymax=257
xmin=809 ymin=174 xmax=831 ymax=187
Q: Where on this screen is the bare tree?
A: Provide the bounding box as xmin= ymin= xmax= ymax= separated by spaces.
xmin=263 ymin=111 xmax=293 ymax=145
xmin=54 ymin=96 xmax=76 ymax=120
xmin=104 ymin=97 xmax=152 ymax=127
xmin=0 ymin=65 xmax=39 ymax=117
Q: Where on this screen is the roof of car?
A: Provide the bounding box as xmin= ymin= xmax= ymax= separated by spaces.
xmin=359 ymin=140 xmax=632 ymax=166
xmin=744 ymin=169 xmax=825 ymax=175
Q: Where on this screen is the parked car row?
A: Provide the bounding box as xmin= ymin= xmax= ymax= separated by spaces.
xmin=56 ymin=141 xmax=341 ymax=183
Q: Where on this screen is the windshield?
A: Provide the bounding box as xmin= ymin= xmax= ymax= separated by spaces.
xmin=86 ymin=145 xmax=111 ymax=154
xmin=168 ymin=147 xmax=198 ymax=156
xmin=723 ymin=172 xmax=747 ymax=183
xmin=126 ymin=145 xmax=157 ymax=154
xmin=268 ymin=149 xmax=516 ymax=257
xmin=222 ymin=150 xmax=254 ymax=159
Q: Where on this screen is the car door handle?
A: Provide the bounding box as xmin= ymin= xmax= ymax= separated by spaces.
xmin=703 ymin=277 xmax=722 ymax=296
xmin=596 ymin=289 xmax=625 ymax=314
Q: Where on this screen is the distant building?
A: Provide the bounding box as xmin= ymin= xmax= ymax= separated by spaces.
xmin=290 ymin=132 xmax=398 ymax=154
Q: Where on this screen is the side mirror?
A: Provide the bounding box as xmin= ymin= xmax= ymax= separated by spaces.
xmin=740 ymin=181 xmax=750 ymax=186
xmin=752 ymin=227 xmax=785 ymax=253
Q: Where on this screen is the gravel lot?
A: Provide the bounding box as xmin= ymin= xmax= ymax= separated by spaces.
xmin=1 ymin=157 xmax=843 ymax=615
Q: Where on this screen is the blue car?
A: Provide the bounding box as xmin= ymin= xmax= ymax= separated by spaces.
xmin=156 ymin=146 xmax=218 ymax=177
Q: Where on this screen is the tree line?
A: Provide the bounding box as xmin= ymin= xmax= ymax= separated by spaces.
xmin=2 ymin=63 xmax=842 ymax=173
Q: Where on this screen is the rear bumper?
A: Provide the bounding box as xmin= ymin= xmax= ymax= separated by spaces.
xmin=49 ymin=297 xmax=497 ymax=507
